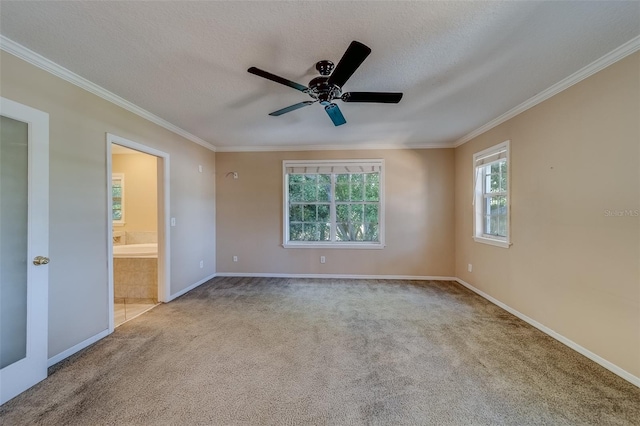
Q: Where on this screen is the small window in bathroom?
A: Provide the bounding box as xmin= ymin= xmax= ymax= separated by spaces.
xmin=112 ymin=173 xmax=125 ymax=226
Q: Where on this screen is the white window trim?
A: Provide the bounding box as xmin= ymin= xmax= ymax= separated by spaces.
xmin=112 ymin=172 xmax=125 ymax=226
xmin=473 ymin=140 xmax=511 ymax=248
xmin=283 ymin=159 xmax=385 ymax=249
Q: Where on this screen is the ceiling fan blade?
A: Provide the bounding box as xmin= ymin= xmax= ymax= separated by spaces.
xmin=324 ymin=103 xmax=347 ymax=126
xmin=269 ymin=101 xmax=316 ymax=116
xmin=341 ymin=92 xmax=403 ymax=103
xmin=248 ymin=67 xmax=308 ymax=92
xmin=326 ymin=41 xmax=371 ymax=88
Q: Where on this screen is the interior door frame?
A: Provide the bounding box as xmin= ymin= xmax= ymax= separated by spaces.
xmin=106 ymin=133 xmax=170 ymax=332
xmin=0 ymin=97 xmax=49 ymax=404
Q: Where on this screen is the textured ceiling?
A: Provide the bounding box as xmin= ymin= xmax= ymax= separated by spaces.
xmin=1 ymin=1 xmax=639 ymax=150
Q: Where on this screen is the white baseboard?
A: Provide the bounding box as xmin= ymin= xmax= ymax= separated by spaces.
xmin=48 ymin=273 xmax=216 ymax=367
xmin=167 ymin=273 xmax=217 ymax=301
xmin=215 ymin=272 xmax=456 ymax=281
xmin=455 ymin=278 xmax=640 ymax=388
xmin=47 ymin=329 xmax=110 ymax=367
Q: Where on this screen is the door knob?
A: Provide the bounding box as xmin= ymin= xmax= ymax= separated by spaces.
xmin=33 ymin=256 xmax=50 ymax=266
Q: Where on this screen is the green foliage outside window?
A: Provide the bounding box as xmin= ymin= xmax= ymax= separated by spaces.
xmin=112 ymin=182 xmax=123 ymax=221
xmin=288 ymin=172 xmax=380 ymax=243
xmin=483 ymin=160 xmax=507 ymax=237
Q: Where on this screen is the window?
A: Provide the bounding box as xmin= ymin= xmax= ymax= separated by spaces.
xmin=473 ymin=141 xmax=510 ymax=248
xmin=112 ymin=173 xmax=125 ymax=226
xmin=283 ymin=160 xmax=384 ymax=248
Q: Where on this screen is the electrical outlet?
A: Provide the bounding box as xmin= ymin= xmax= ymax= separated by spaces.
xmin=199 ymin=260 xmax=204 ymax=268
xmin=198 ymin=165 xmax=203 ymax=173
xmin=468 ymin=263 xmax=473 ymax=272
xmin=320 ymin=256 xmax=326 ymax=264
xmin=233 ymin=256 xmax=238 ymax=262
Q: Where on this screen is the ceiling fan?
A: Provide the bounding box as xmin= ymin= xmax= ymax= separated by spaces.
xmin=248 ymin=41 xmax=403 ymax=126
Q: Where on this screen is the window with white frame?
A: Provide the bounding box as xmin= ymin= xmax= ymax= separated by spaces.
xmin=112 ymin=173 xmax=125 ymax=226
xmin=283 ymin=160 xmax=384 ymax=248
xmin=473 ymin=141 xmax=510 ymax=248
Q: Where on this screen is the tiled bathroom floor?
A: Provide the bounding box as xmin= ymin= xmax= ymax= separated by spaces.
xmin=114 ymin=301 xmax=158 ymax=327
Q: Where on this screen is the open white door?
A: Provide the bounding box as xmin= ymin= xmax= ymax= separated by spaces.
xmin=0 ymin=97 xmax=49 ymax=404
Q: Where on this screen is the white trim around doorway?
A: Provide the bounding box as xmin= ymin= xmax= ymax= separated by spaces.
xmin=106 ymin=133 xmax=171 ymax=333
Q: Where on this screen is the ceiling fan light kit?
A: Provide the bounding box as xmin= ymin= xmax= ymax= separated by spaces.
xmin=248 ymin=40 xmax=403 ymax=126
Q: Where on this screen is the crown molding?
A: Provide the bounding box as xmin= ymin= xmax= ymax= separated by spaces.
xmin=454 ymin=35 xmax=640 ymax=148
xmin=215 ymin=141 xmax=452 ymax=152
xmin=4 ymin=32 xmax=637 ymax=154
xmin=0 ymin=35 xmax=216 ymax=152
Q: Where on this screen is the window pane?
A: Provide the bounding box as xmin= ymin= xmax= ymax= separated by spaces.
xmin=336 ymin=223 xmax=352 ymax=241
xmin=113 ymin=210 xmax=122 ymax=220
xmin=289 ymin=174 xmax=303 ymax=184
xmin=364 ymin=204 xmax=378 ymax=223
xmin=318 ymin=223 xmax=331 ymax=241
xmin=302 ymin=223 xmax=317 ymax=241
xmin=363 ymin=223 xmax=379 ymax=242
xmin=488 ymin=215 xmax=498 ymax=235
xmin=497 ymin=215 xmax=507 ymax=237
xmin=350 ymin=174 xmax=364 ymax=201
xmin=290 ymin=223 xmax=303 ymax=240
xmin=500 ymin=161 xmax=508 ymax=191
xmin=289 ymin=183 xmax=303 ymax=202
xmin=336 ymin=174 xmax=349 ymax=184
xmin=302 ymin=184 xmax=317 ymax=201
xmin=303 ymin=205 xmax=316 ymax=222
xmin=303 ymin=174 xmax=317 ymax=183
xmin=289 ymin=205 xmax=303 ymax=222
xmin=318 ymin=183 xmax=330 ymax=202
xmin=351 ymin=223 xmax=364 ymax=241
xmin=490 ymin=170 xmax=501 ymax=193
xmin=289 ymin=223 xmax=302 ymax=241
xmin=317 ymin=204 xmax=330 ymax=221
xmin=318 ymin=174 xmax=330 ymax=185
xmin=335 ymin=183 xmax=349 ymax=201
xmin=365 ymin=173 xmax=379 ymax=201
xmin=489 ymin=197 xmax=500 ymax=215
xmin=336 ymin=204 xmax=349 ymax=222
xmin=349 ymin=204 xmax=364 ymax=223
xmin=483 ymin=197 xmax=491 ymax=215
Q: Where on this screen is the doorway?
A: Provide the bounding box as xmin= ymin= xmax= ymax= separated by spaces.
xmin=106 ymin=134 xmax=170 ymax=331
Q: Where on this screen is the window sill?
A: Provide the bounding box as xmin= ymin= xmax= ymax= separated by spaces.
xmin=473 ymin=236 xmax=511 ymax=249
xmin=283 ymin=242 xmax=385 ymax=250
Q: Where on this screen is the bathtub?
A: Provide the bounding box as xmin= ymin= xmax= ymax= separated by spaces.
xmin=113 ymin=243 xmax=157 ymax=258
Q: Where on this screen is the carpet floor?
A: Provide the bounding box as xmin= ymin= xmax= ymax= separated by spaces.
xmin=1 ymin=277 xmax=638 ymax=425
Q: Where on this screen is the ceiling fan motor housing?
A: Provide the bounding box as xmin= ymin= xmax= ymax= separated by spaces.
xmin=308 ymin=76 xmax=341 ymax=102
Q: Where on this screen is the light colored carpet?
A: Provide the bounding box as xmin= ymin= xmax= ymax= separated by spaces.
xmin=1 ymin=277 xmax=638 ymax=425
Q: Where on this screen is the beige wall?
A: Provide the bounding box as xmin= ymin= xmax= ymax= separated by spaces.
xmin=454 ymin=53 xmax=640 ymax=377
xmin=1 ymin=51 xmax=216 ymax=359
xmin=216 ymin=149 xmax=455 ymax=276
xmin=112 ymin=153 xmax=158 ymax=233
